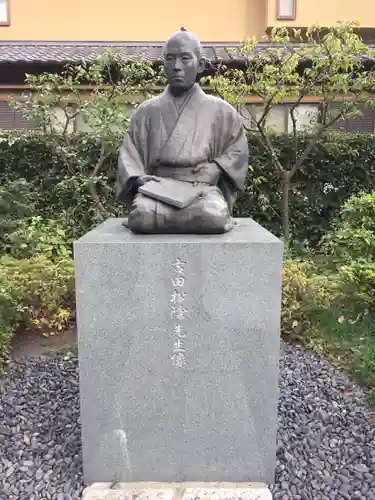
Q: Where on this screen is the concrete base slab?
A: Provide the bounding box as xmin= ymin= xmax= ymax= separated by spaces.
xmin=82 ymin=482 xmax=272 ymax=500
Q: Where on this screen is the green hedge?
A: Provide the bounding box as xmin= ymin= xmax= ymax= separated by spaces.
xmin=239 ymin=133 xmax=375 ymax=245
xmin=2 ymin=131 xmax=375 ymax=244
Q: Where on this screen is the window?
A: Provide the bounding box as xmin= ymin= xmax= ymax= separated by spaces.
xmin=242 ymin=102 xmax=374 ymax=135
xmin=0 ymin=0 xmax=10 ymax=25
xmin=242 ymin=104 xmax=319 ymax=134
xmin=287 ymin=104 xmax=319 ymax=133
xmin=0 ymin=101 xmax=36 ymax=130
xmin=276 ymin=0 xmax=296 ymax=20
xmin=75 ymin=104 xmax=135 ymax=132
xmin=242 ymin=105 xmax=287 ymax=133
xmin=329 ymin=103 xmax=375 ymax=133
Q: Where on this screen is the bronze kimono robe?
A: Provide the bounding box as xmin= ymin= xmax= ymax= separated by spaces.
xmin=116 ymin=84 xmax=249 ymax=234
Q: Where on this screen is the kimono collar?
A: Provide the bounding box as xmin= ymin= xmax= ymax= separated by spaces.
xmin=165 ymin=83 xmax=200 ymax=101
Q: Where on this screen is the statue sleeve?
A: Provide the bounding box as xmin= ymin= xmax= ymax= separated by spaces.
xmin=213 ymin=109 xmax=249 ymax=192
xmin=116 ymin=110 xmax=147 ymax=203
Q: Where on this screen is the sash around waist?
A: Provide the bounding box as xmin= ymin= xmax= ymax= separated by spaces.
xmin=153 ymin=164 xmax=216 ymax=185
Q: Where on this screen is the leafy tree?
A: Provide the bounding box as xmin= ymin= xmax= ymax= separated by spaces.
xmin=11 ymin=52 xmax=164 ymax=218
xmin=207 ymin=21 xmax=375 ymax=242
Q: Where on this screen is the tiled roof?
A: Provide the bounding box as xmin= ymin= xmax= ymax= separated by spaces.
xmin=1 ymin=41 xmax=374 ymax=66
xmin=0 ymin=41 xmax=243 ymax=64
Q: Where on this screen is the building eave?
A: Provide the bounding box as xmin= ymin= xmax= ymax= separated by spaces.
xmin=1 ymin=40 xmax=374 ymax=85
xmin=0 ymin=41 xmax=245 ymax=64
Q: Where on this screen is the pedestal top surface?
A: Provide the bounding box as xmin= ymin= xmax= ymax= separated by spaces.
xmin=75 ymin=218 xmax=282 ymax=245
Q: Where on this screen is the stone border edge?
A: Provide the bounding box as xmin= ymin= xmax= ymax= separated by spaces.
xmin=82 ymin=482 xmax=272 ymax=500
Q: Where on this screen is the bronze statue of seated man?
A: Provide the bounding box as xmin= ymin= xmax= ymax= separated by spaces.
xmin=116 ymin=29 xmax=249 ymax=234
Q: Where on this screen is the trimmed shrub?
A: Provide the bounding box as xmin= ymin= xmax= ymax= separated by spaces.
xmin=321 ymin=192 xmax=375 ymax=308
xmin=281 ymin=259 xmax=332 ymax=339
xmin=0 ymin=255 xmax=75 ymax=364
xmin=337 ymin=259 xmax=375 ymax=306
xmin=322 ymin=192 xmax=375 ymax=262
xmin=5 ymin=216 xmax=71 ymax=260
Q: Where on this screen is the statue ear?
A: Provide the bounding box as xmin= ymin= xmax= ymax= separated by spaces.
xmin=197 ymin=56 xmax=207 ymax=74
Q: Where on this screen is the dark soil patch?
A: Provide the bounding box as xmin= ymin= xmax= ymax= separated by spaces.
xmin=10 ymin=326 xmax=77 ymax=360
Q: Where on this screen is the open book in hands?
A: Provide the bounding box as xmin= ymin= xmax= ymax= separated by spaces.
xmin=138 ymin=178 xmax=204 ymax=209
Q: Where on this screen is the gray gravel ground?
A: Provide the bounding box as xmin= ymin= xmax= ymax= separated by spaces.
xmin=0 ymin=344 xmax=374 ymax=500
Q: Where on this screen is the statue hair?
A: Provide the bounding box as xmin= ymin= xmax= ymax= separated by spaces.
xmin=164 ymin=28 xmax=203 ymax=59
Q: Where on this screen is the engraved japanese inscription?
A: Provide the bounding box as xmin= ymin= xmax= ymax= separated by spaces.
xmin=170 ymin=258 xmax=188 ymax=367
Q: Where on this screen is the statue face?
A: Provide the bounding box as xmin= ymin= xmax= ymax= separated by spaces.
xmin=164 ymin=36 xmax=205 ymax=90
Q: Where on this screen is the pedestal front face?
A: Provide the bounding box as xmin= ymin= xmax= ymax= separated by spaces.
xmin=74 ymin=219 xmax=283 ymax=485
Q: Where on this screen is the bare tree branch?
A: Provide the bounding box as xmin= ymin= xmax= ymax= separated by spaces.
xmin=88 ymin=142 xmax=110 ymax=215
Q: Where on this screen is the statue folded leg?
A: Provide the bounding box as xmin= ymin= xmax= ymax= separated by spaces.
xmin=127 ymin=185 xmax=235 ymax=234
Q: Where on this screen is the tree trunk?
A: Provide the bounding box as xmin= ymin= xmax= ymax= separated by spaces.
xmin=281 ymin=169 xmax=291 ymax=243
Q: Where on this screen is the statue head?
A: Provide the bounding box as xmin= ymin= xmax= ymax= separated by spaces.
xmin=163 ymin=28 xmax=206 ymax=91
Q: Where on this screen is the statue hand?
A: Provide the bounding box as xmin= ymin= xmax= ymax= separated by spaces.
xmin=136 ymin=175 xmax=161 ymax=187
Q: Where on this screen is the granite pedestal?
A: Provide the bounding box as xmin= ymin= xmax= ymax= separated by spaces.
xmin=74 ymin=218 xmax=283 ymax=485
